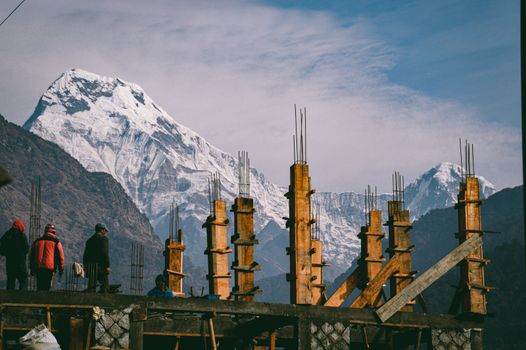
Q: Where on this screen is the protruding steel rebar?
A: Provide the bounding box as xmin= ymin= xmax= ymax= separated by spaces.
xmin=472 ymin=143 xmax=475 ymax=176
xmin=364 ymin=185 xmax=378 ymax=226
xmin=130 ymin=242 xmax=144 ymax=295
xmin=304 ymin=107 xmax=307 ymax=164
xmin=392 ymin=172 xmax=405 ymax=209
xmin=209 ymin=172 xmax=222 ymax=208
xmin=459 ymin=138 xmax=464 ymax=179
xmin=294 ymin=105 xmax=299 ymax=163
xmin=459 ymin=139 xmax=476 ymax=181
xmin=364 ymin=188 xmax=367 ymax=226
xmin=292 ymin=104 xmax=308 ymax=164
xmin=238 ymin=151 xmax=251 ymax=198
xmin=168 ymin=201 xmax=182 ymax=242
xmin=208 ymin=177 xmax=212 ymax=214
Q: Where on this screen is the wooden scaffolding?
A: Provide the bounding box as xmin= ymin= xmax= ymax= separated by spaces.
xmin=285 ymin=107 xmax=315 ymax=305
xmin=386 ymin=172 xmax=415 ymax=312
xmin=203 ymin=174 xmax=231 ymax=300
xmin=231 ymin=150 xmax=261 ymax=301
xmin=452 ymin=141 xmax=490 ymax=314
xmin=164 ymin=204 xmax=186 ymax=297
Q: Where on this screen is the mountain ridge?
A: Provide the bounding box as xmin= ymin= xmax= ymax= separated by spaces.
xmin=24 ymin=68 xmax=497 ymax=279
xmin=0 ymin=114 xmax=171 ymax=292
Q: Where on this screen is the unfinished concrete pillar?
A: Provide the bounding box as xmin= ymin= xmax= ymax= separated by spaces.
xmin=357 ymin=209 xmax=385 ymax=307
xmin=311 ymin=238 xmax=326 ymax=305
xmin=386 ymin=173 xmax=415 ymax=312
xmin=164 ymin=233 xmax=185 ymax=297
xmin=285 ymin=163 xmax=314 ymax=305
xmin=203 ymin=199 xmax=232 ymax=299
xmin=456 ymin=176 xmax=489 ymax=314
xmin=231 ymin=197 xmax=261 ymax=301
xmin=165 ymin=204 xmax=185 ymax=297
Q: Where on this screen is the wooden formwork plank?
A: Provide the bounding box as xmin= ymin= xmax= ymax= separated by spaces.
xmin=166 ymin=240 xmax=185 ymax=295
xmin=325 ymin=267 xmax=360 ymax=307
xmin=376 ymin=235 xmax=483 ymax=322
xmin=288 ymin=164 xmax=313 ymax=305
xmin=69 ymin=317 xmax=84 ymax=350
xmin=352 ymin=255 xmax=401 ymax=308
xmin=387 ymin=205 xmax=414 ymax=312
xmin=358 ymin=210 xmax=386 ymax=308
xmin=456 ymin=177 xmax=487 ymax=314
xmin=311 ymin=239 xmax=325 ymax=305
xmin=232 ymin=197 xmax=259 ymax=301
xmin=205 ymin=200 xmax=231 ymax=299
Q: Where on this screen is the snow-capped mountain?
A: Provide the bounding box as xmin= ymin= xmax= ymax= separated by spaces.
xmin=405 ymin=162 xmax=495 ymax=219
xmin=24 ymin=69 xmax=496 ymax=280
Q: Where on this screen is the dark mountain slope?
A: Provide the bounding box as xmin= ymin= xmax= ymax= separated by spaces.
xmin=0 ymin=114 xmax=165 ymax=291
xmin=324 ymin=185 xmax=524 ymax=348
xmin=411 ymin=185 xmax=523 ymax=272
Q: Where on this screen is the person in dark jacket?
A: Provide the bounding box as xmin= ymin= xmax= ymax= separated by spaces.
xmin=29 ymin=224 xmax=65 ymax=291
xmin=0 ymin=220 xmax=29 ymax=290
xmin=83 ymin=223 xmax=111 ymax=293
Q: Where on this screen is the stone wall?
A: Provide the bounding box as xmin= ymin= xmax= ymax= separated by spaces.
xmin=95 ymin=306 xmax=132 ymax=349
xmin=310 ymin=321 xmax=350 ymax=350
xmin=431 ymin=329 xmax=472 ymax=350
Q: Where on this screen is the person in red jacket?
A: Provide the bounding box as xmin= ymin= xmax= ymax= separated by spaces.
xmin=29 ymin=224 xmax=65 ymax=291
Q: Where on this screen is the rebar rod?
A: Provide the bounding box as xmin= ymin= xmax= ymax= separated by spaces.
xmin=300 ymin=109 xmax=303 ymax=164
xmin=294 ymin=105 xmax=298 ymax=163
xmin=472 ymin=143 xmax=475 ymax=176
xmin=459 ymin=138 xmax=464 ymax=180
xmin=304 ymin=107 xmax=307 ymax=164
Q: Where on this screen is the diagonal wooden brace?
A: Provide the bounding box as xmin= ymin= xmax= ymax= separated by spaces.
xmin=351 ymin=254 xmax=401 ymax=308
xmin=324 ymin=267 xmax=360 ymax=307
xmin=376 ymin=235 xmax=483 ymax=322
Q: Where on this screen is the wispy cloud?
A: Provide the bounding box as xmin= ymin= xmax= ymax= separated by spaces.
xmin=0 ymin=0 xmax=520 ymax=191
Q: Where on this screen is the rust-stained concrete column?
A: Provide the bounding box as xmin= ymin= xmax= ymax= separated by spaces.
xmin=358 ymin=209 xmax=385 ymax=307
xmin=386 ymin=201 xmax=415 ymax=312
xmin=231 ymin=197 xmax=261 ymax=301
xmin=203 ymin=200 xmax=232 ymax=299
xmin=164 ymin=233 xmax=186 ymax=297
xmin=311 ymin=239 xmax=326 ymax=305
xmin=285 ymin=163 xmax=314 ymax=305
xmin=456 ymin=176 xmax=488 ymax=314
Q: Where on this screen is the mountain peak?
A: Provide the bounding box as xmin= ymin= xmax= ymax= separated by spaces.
xmin=426 ymin=161 xmax=495 ymax=191
xmin=24 ymin=70 xmax=500 ymax=280
xmin=405 ymin=161 xmax=496 ymax=218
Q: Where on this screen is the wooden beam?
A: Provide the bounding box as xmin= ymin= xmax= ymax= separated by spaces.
xmin=130 ymin=307 xmax=147 ymax=350
xmin=269 ymin=330 xmax=276 ymax=350
xmin=204 ymin=200 xmax=231 ymax=300
xmin=324 ymin=267 xmax=360 ymax=307
xmin=231 ymin=197 xmax=259 ymax=302
xmin=69 ymin=317 xmax=84 ymax=350
xmin=376 ymin=235 xmax=483 ymax=322
xmin=287 ymin=164 xmax=313 ymax=305
xmin=351 ymin=255 xmax=401 ymax=308
xmin=0 ymin=290 xmax=483 ymax=330
xmin=208 ymin=317 xmax=217 ymax=350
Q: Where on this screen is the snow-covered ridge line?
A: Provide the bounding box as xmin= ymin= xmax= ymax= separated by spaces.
xmin=24 ymin=69 xmax=496 ymax=278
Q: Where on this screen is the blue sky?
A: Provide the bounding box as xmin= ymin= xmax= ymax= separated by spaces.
xmin=0 ymin=0 xmax=521 ymax=191
xmin=263 ymin=0 xmax=520 ymax=127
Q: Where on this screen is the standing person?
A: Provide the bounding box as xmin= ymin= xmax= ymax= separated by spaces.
xmin=0 ymin=219 xmax=29 ymax=290
xmin=83 ymin=223 xmax=111 ymax=293
xmin=29 ymin=224 xmax=65 ymax=291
